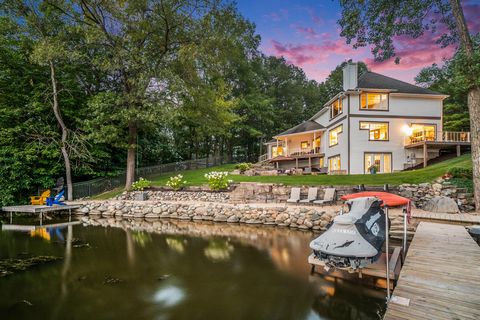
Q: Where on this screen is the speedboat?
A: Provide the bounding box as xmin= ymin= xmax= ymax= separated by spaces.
xmin=309 ymin=197 xmax=389 ymax=271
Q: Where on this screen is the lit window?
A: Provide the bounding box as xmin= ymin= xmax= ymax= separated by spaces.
xmin=360 ymin=122 xmax=389 ymax=141
xmin=319 ymin=157 xmax=324 ymax=168
xmin=411 ymin=124 xmax=436 ymax=142
xmin=301 ymin=141 xmax=309 ymax=149
xmin=331 ymin=99 xmax=343 ymax=118
xmin=329 ymin=125 xmax=343 ymax=146
xmin=364 ymin=153 xmax=392 ymax=174
xmin=328 ymin=155 xmax=341 ymax=171
xmin=360 ymin=93 xmax=388 ymax=110
xmin=272 ymin=146 xmax=283 ymax=157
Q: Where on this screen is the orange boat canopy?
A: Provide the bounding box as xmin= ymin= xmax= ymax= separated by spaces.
xmin=341 ymin=191 xmax=410 ymax=207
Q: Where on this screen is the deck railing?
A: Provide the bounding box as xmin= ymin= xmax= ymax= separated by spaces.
xmin=285 ymin=147 xmax=324 ymax=157
xmin=404 ymin=131 xmax=471 ymax=145
xmin=258 ymin=153 xmax=269 ymax=162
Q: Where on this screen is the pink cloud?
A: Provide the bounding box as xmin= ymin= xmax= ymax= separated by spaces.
xmin=308 ymin=9 xmax=323 ymax=25
xmin=264 ymin=9 xmax=289 ymax=22
xmin=270 ymin=38 xmax=364 ymax=66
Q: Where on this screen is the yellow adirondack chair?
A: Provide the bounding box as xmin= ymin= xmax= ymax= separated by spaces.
xmin=30 ymin=190 xmax=51 ymax=205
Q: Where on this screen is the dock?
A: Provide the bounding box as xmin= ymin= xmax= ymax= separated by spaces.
xmin=1 ymin=204 xmax=80 ymax=214
xmin=384 ymin=222 xmax=480 ymax=319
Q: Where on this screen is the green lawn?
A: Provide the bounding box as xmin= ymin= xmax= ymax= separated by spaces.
xmin=151 ymin=154 xmax=472 ymax=187
xmin=89 ymin=154 xmax=471 ymax=199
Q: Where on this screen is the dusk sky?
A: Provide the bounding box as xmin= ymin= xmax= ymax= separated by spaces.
xmin=236 ymin=0 xmax=480 ymax=84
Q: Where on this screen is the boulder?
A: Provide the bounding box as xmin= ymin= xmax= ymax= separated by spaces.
xmin=423 ymin=196 xmax=459 ymax=213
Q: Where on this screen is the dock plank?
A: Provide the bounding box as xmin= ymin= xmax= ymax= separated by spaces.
xmin=384 ymin=222 xmax=480 ymax=319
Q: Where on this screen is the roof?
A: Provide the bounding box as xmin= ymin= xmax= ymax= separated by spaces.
xmin=275 ymin=120 xmax=325 ymax=137
xmin=357 ymin=71 xmax=442 ymax=95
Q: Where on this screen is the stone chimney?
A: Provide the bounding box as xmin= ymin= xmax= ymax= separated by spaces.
xmin=342 ymin=62 xmax=358 ymax=91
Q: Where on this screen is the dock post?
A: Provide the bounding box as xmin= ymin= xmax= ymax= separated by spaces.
xmin=10 ymin=212 xmax=13 ymax=224
xmin=385 ymin=206 xmax=391 ymax=301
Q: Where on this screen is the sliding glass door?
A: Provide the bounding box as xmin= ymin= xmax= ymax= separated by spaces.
xmin=364 ymin=153 xmax=392 ymax=174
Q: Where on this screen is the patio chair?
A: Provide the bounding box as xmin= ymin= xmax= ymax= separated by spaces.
xmin=286 ymin=187 xmax=301 ymax=203
xmin=313 ymin=188 xmax=336 ymax=205
xmin=30 ymin=190 xmax=51 ymax=205
xmin=299 ymin=187 xmax=318 ymax=204
xmin=48 ymin=189 xmax=66 ymax=206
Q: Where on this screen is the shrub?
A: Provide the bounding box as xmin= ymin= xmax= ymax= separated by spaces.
xmin=166 ymin=174 xmax=187 ymax=191
xmin=204 ymin=171 xmax=232 ymax=191
xmin=447 ymin=167 xmax=473 ymax=179
xmin=235 ymin=162 xmax=252 ymax=173
xmin=130 ymin=177 xmax=152 ymax=191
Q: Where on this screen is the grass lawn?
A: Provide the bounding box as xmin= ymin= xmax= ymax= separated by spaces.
xmin=89 ymin=154 xmax=471 ymax=199
xmin=151 ymin=154 xmax=472 ymax=187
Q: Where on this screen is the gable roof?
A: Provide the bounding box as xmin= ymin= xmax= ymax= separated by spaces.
xmin=274 ymin=120 xmax=325 ymax=137
xmin=357 ymin=71 xmax=442 ymax=95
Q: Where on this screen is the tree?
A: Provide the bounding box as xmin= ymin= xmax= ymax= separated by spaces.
xmin=78 ymin=0 xmax=243 ymax=189
xmin=338 ymin=0 xmax=480 ymax=210
xmin=2 ymin=0 xmax=88 ymax=200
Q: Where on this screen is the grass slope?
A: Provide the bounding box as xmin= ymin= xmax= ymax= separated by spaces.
xmin=151 ymin=154 xmax=472 ymax=187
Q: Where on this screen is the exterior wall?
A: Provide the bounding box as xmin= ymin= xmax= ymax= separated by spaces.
xmin=348 ymin=93 xmax=443 ymax=174
xmin=322 ymin=96 xmax=349 ymax=172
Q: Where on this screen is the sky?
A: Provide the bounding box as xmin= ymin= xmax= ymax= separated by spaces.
xmin=236 ymin=0 xmax=480 ymax=84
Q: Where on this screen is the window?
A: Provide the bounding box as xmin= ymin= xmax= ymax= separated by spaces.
xmin=360 ymin=122 xmax=389 ymax=141
xmin=411 ymin=124 xmax=436 ymax=142
xmin=364 ymin=153 xmax=392 ymax=174
xmin=329 ymin=155 xmax=341 ymax=171
xmin=319 ymin=157 xmax=324 ymax=168
xmin=360 ymin=93 xmax=388 ymax=110
xmin=329 ymin=125 xmax=343 ymax=146
xmin=301 ymin=141 xmax=309 ymax=149
xmin=330 ymin=98 xmax=343 ymax=118
xmin=272 ymin=146 xmax=283 ymax=157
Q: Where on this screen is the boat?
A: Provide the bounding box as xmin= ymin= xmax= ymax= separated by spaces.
xmin=309 ymin=197 xmax=389 ymax=271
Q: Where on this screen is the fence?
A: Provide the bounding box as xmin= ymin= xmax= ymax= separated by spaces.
xmin=71 ymin=156 xmax=228 ymax=199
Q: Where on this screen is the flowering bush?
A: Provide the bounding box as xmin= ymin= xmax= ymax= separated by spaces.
xmin=235 ymin=162 xmax=252 ymax=173
xmin=130 ymin=177 xmax=152 ymax=191
xmin=166 ymin=174 xmax=187 ymax=190
xmin=204 ymin=171 xmax=232 ymax=191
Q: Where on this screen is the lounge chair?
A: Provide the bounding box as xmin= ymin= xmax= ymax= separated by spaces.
xmin=30 ymin=190 xmax=51 ymax=205
xmin=313 ymin=188 xmax=336 ymax=205
xmin=287 ymin=187 xmax=301 ymax=203
xmin=299 ymin=187 xmax=318 ymax=204
xmin=47 ymin=189 xmax=66 ymax=206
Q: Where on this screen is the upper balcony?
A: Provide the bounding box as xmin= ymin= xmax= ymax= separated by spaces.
xmin=404 ymin=131 xmax=471 ymax=148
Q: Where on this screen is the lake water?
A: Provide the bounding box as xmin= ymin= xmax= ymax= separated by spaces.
xmin=0 ymin=216 xmax=386 ymax=319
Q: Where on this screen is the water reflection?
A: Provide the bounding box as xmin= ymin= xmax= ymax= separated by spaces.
xmin=204 ymin=239 xmax=234 ymax=262
xmin=0 ymin=216 xmax=386 ymax=320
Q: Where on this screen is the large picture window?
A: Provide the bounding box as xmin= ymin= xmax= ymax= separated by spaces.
xmin=364 ymin=153 xmax=392 ymax=174
xmin=330 ymin=98 xmax=343 ymax=118
xmin=360 ymin=93 xmax=388 ymax=110
xmin=360 ymin=122 xmax=389 ymax=141
xmin=329 ymin=125 xmax=343 ymax=146
xmin=328 ymin=155 xmax=341 ymax=171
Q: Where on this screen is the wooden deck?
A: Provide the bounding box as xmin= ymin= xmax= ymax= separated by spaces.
xmin=384 ymin=222 xmax=480 ymax=320
xmin=412 ymin=211 xmax=480 ymax=224
xmin=1 ymin=204 xmax=80 ymax=214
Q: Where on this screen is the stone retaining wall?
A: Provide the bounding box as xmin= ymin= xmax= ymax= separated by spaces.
xmin=76 ymin=200 xmax=335 ymax=231
xmin=117 ymin=190 xmax=230 ymax=203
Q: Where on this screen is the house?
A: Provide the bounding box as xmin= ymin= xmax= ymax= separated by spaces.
xmin=262 ymin=63 xmax=471 ymax=174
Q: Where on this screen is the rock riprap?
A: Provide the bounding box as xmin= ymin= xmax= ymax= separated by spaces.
xmin=76 ymin=200 xmax=334 ymax=231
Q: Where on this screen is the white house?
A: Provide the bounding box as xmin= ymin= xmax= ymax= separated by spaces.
xmin=262 ymin=63 xmax=471 ymax=174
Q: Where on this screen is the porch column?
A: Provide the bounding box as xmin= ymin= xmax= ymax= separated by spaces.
xmin=456 ymin=144 xmax=461 ymax=157
xmin=313 ymin=131 xmax=316 ymax=153
xmin=423 ymin=142 xmax=428 ymax=168
xmin=295 ymin=158 xmax=298 ymax=169
xmin=285 ymin=138 xmax=288 ymax=156
xmin=308 ymin=157 xmax=312 ymax=168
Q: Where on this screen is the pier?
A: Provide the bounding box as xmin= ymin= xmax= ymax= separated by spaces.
xmin=384 ymin=222 xmax=480 ymax=319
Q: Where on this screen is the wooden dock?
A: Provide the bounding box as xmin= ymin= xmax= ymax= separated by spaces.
xmin=1 ymin=204 xmax=80 ymax=214
xmin=384 ymin=222 xmax=480 ymax=320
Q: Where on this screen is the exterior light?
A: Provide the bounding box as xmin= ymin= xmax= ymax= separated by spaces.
xmin=402 ymin=125 xmax=413 ymax=136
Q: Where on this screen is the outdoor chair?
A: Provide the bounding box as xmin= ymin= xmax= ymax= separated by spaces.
xmin=47 ymin=189 xmax=66 ymax=206
xmin=299 ymin=187 xmax=318 ymax=204
xmin=313 ymin=188 xmax=336 ymax=205
xmin=286 ymin=187 xmax=301 ymax=203
xmin=30 ymin=190 xmax=51 ymax=205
